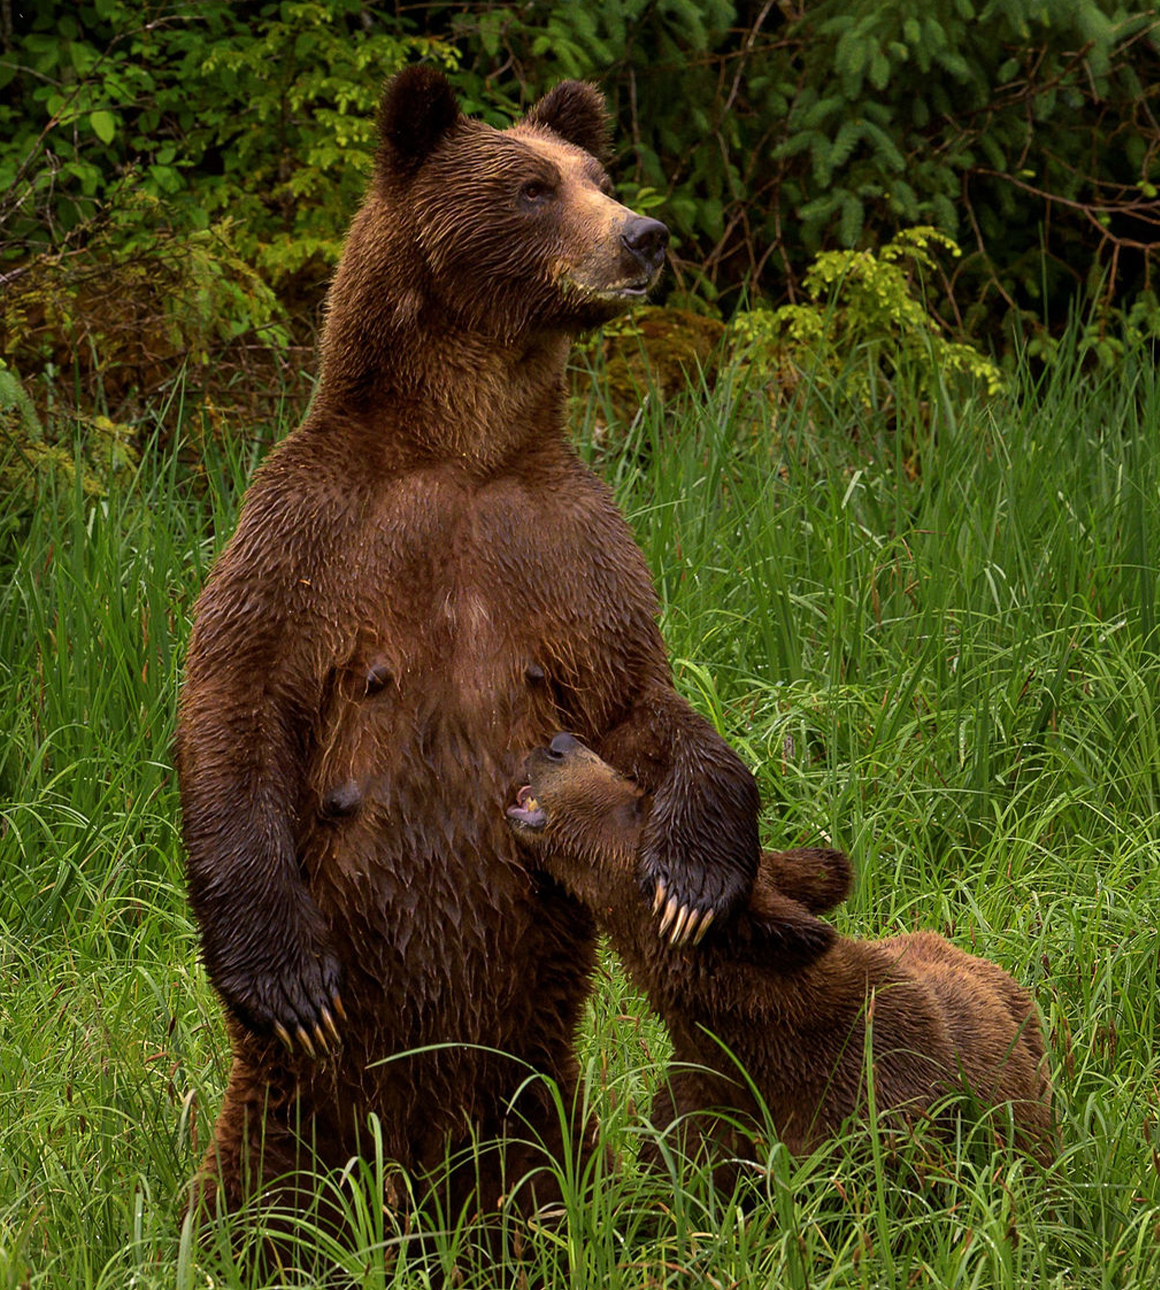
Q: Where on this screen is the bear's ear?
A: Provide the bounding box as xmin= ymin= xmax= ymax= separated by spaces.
xmin=739 ymin=890 xmax=836 ymax=972
xmin=612 ymin=790 xmax=649 ymax=838
xmin=377 ymin=65 xmax=460 ymax=173
xmin=525 ymin=81 xmax=610 ymax=159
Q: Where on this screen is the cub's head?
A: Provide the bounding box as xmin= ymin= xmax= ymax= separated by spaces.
xmin=375 ymin=66 xmax=669 ymax=336
xmin=507 ymin=732 xmax=646 ymax=909
xmin=509 ymin=734 xmax=840 ymax=971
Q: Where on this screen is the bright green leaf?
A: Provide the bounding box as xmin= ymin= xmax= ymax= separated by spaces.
xmin=89 ymin=110 xmax=116 ymax=145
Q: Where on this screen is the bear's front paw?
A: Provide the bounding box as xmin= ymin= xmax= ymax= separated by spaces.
xmin=644 ymin=858 xmax=750 ymax=947
xmin=213 ymin=939 xmax=346 ymax=1058
xmin=639 ymin=772 xmax=759 ymax=947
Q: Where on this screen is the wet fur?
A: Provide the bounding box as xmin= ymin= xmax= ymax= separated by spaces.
xmin=175 ymin=68 xmax=760 ymax=1237
xmin=512 ymin=741 xmax=1056 ymax=1172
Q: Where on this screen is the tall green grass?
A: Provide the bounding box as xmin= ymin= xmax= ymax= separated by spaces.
xmin=2 ymin=336 xmax=1159 ymax=1286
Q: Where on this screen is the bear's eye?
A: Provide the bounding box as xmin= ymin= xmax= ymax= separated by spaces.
xmin=599 ymin=178 xmax=615 ymax=198
xmin=520 ymin=180 xmax=555 ymax=206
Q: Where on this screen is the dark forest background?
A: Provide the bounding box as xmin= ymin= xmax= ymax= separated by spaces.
xmin=1 ymin=0 xmax=1158 ymax=426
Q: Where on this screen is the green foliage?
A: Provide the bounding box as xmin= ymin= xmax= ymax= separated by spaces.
xmin=0 ymin=2 xmax=450 ymax=282
xmin=0 ymin=360 xmax=41 ymax=441
xmin=731 ymin=229 xmax=1004 ymax=416
xmin=1028 ymin=289 xmax=1160 ymax=371
xmin=2 ymin=200 xmax=300 ymax=423
xmin=0 ymin=2 xmax=451 ymax=417
xmin=1 ymin=411 xmax=137 ymax=500
xmin=774 ymin=0 xmax=1159 ymax=338
xmin=1 ymin=357 xmax=138 ymax=546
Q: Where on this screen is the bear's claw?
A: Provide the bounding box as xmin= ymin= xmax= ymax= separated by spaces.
xmin=639 ymin=746 xmax=760 ymax=947
xmin=691 ymin=909 xmax=714 ymax=945
xmin=658 ymin=895 xmax=680 ymax=937
xmin=229 ymin=952 xmax=345 ymax=1058
xmin=273 ymin=1011 xmax=343 ymax=1058
xmin=669 ymin=904 xmax=691 ymax=945
xmin=652 ymin=893 xmax=716 ymax=947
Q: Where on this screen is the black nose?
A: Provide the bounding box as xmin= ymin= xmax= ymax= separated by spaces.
xmin=621 ymin=217 xmax=669 ymax=273
xmin=547 ymin=732 xmax=580 ymax=760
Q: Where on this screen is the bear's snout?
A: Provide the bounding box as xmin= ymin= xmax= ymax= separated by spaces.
xmin=621 ymin=216 xmax=669 ymax=277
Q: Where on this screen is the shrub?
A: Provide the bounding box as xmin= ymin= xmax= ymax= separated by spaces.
xmin=730 ymin=229 xmax=1004 ymax=440
xmin=1 ymin=358 xmax=137 ymax=547
xmin=0 ymin=1 xmax=451 ymax=418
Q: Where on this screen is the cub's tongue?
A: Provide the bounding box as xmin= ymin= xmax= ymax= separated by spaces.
xmin=507 ymin=785 xmax=547 ymax=830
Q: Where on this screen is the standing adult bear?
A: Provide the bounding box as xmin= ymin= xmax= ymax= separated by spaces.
xmin=176 ymin=67 xmax=760 ymax=1231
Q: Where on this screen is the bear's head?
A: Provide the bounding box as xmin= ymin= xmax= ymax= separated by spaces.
xmin=374 ymin=66 xmax=669 ymax=338
xmin=509 ymin=733 xmax=839 ymax=969
xmin=507 ymin=732 xmax=647 ymax=910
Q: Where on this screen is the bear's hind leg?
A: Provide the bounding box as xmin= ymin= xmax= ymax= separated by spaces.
xmin=189 ymin=1054 xmax=373 ymax=1275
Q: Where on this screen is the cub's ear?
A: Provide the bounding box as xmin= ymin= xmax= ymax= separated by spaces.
xmin=762 ymin=847 xmax=854 ymax=915
xmin=734 ymin=889 xmax=836 ymax=972
xmin=525 ymin=81 xmax=610 ymax=159
xmin=377 ymin=65 xmax=460 ymax=173
xmin=612 ymin=790 xmax=650 ymax=838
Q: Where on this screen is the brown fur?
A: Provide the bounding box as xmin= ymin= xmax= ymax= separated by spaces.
xmin=175 ymin=68 xmax=760 ymax=1236
xmin=509 ymin=736 xmax=1056 ymax=1172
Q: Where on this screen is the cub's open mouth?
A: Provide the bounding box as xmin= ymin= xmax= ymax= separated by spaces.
xmin=507 ymin=784 xmax=547 ymax=831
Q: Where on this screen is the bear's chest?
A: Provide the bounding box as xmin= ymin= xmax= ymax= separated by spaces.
xmin=301 ymin=466 xmax=646 ymax=864
xmin=342 ymin=466 xmax=639 ymax=712
xmin=297 ymin=468 xmax=623 ymax=981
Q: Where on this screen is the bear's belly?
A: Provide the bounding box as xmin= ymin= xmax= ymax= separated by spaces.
xmin=286 ymin=483 xmax=625 ymax=1092
xmin=299 ymin=638 xmax=585 ymax=1046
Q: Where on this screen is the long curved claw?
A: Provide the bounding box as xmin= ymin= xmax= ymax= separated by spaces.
xmin=296 ymin=1025 xmax=317 ymax=1060
xmin=691 ymin=908 xmax=715 ymax=945
xmin=653 ymin=879 xmax=667 ymax=914
xmin=669 ymin=904 xmax=691 ymax=945
xmin=332 ymin=992 xmax=348 ymax=1024
xmin=313 ymin=1023 xmax=328 ymax=1054
xmin=321 ymin=1006 xmax=341 ymax=1047
xmin=679 ymin=908 xmax=702 ymax=945
xmin=658 ymin=895 xmax=680 ymax=938
xmin=273 ymin=1021 xmax=294 ymax=1053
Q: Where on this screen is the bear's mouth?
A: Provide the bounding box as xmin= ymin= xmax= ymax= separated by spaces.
xmin=602 ymin=277 xmax=654 ymax=301
xmin=564 ymin=274 xmax=657 ymax=306
xmin=507 ymin=784 xmax=547 ymax=831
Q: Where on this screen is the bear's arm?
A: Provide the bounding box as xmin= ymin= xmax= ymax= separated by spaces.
xmin=594 ymin=661 xmax=760 ymax=942
xmin=176 ymin=511 xmax=344 ymax=1051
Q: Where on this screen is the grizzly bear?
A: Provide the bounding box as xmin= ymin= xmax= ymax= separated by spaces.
xmin=174 ymin=67 xmax=761 ymax=1236
xmin=508 ymin=734 xmax=1056 ymax=1174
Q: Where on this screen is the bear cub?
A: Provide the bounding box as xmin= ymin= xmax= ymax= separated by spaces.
xmin=509 ymin=734 xmax=1055 ymax=1167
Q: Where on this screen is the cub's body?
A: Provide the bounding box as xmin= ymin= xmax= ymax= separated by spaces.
xmin=510 ymin=736 xmax=1055 ymax=1167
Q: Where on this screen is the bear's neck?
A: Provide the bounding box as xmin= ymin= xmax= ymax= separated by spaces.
xmin=314 ymin=214 xmax=575 ymax=474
